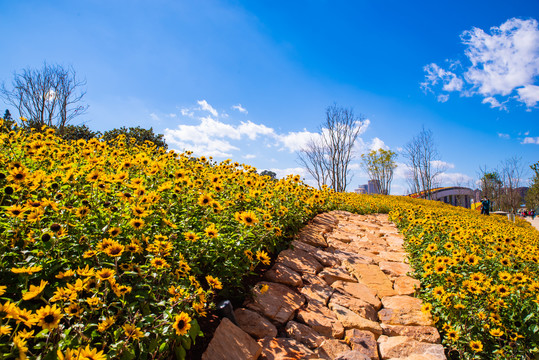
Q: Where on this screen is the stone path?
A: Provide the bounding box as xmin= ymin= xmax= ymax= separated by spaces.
xmin=202 ymin=211 xmax=446 ymax=360
xmin=525 ymin=216 xmax=539 ymax=231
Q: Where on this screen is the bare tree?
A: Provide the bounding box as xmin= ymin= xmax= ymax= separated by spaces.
xmin=361 ymin=149 xmax=397 ymax=195
xmin=499 ymin=156 xmax=526 ymax=214
xmin=298 ymin=138 xmax=329 ymax=190
xmin=403 ymin=127 xmax=446 ymax=199
xmin=298 ymin=104 xmax=366 ymax=192
xmin=1 ymin=63 xmax=88 ymax=131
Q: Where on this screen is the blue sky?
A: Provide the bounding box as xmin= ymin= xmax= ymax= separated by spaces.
xmin=1 ymin=0 xmax=538 ymax=194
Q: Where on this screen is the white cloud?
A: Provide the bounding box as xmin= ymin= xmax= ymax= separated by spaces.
xmin=431 ymin=160 xmax=455 ymax=169
xmin=522 ymin=136 xmax=539 ymax=144
xmin=276 ymin=130 xmax=321 ymax=152
xmin=232 ymin=104 xmax=248 ymax=114
xmin=348 ymin=163 xmax=362 ymax=171
xmin=197 ymin=100 xmax=218 ymax=117
xmin=393 ymin=162 xmax=412 ymax=179
xmin=422 ymin=18 xmax=539 ymax=109
xmin=369 ymin=137 xmax=388 ymax=151
xmin=516 ymin=85 xmax=539 ymax=107
xmin=437 ymin=172 xmax=474 ymax=186
xmin=149 ymin=113 xmax=160 ymax=121
xmin=238 ymin=121 xmax=275 ymax=140
xmin=180 ymin=108 xmax=194 ymax=118
xmin=167 ymin=113 xmax=177 ymax=118
xmin=358 ymin=119 xmax=371 ymax=135
xmin=437 ymin=94 xmax=450 ymax=103
xmin=482 ymin=96 xmax=507 ymax=110
xmin=243 ymin=154 xmax=256 ymax=159
xmin=421 ymin=63 xmax=464 ymax=100
xmin=164 ymin=115 xmax=275 ymax=158
xmin=497 ymin=133 xmax=510 ymax=139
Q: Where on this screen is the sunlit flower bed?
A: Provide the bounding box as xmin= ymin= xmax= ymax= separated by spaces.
xmin=2 ymin=120 xmax=537 ymax=360
xmin=389 ymin=198 xmax=539 ymax=359
xmin=0 ymin=122 xmax=392 ymax=359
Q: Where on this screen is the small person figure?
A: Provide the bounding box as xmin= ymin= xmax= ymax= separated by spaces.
xmin=481 ymin=197 xmax=490 ymax=215
xmin=532 ymin=209 xmax=536 ymax=220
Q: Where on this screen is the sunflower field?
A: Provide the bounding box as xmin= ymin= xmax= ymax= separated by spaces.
xmin=389 ymin=198 xmax=539 ymax=359
xmin=1 ymin=118 xmax=538 ymax=360
xmin=0 ymin=119 xmax=391 ymax=359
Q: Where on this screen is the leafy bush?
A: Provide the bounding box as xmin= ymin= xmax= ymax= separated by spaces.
xmin=102 ymin=126 xmax=168 ymax=150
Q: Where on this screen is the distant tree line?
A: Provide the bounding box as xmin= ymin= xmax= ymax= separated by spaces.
xmin=1 ymin=63 xmax=167 ymax=149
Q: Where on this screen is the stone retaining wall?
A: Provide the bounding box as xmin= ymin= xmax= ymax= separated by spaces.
xmin=202 ymin=211 xmax=446 ymax=360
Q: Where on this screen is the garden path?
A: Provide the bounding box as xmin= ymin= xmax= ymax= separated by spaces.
xmin=201 ymin=211 xmax=446 ymax=360
xmin=525 ymin=216 xmax=539 ymax=231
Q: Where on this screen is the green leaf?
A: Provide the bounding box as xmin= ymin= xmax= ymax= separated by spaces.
xmin=180 ymin=336 xmax=191 ymax=350
xmin=189 ymin=320 xmax=200 ymax=342
xmin=120 ymin=348 xmax=136 ymax=360
xmin=174 ymin=345 xmax=186 ymax=360
xmin=43 ymin=351 xmax=57 ymax=360
xmin=148 ymin=338 xmax=158 ymax=353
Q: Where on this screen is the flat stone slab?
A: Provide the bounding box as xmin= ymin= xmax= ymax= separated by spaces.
xmin=379 ymin=262 xmax=412 ymax=279
xmin=328 ymin=292 xmax=378 ymax=322
xmin=302 ymin=273 xmax=328 ymax=286
xmin=380 ymin=324 xmax=441 ymax=343
xmin=264 ymin=263 xmax=303 ymax=287
xmin=312 ymin=213 xmax=339 ymax=228
xmin=258 ymin=337 xmax=318 ymax=360
xmin=331 ymin=281 xmax=382 ymax=310
xmin=330 ymin=249 xmax=374 ymax=266
xmin=234 ymin=308 xmax=278 ymax=339
xmin=393 ymin=276 xmax=421 ymax=296
xmin=297 ymin=303 xmax=345 ymax=339
xmin=202 ymin=318 xmax=262 ymax=360
xmin=378 ymin=251 xmax=407 ymax=263
xmin=378 ymin=296 xmax=433 ymax=326
xmin=246 ymin=282 xmax=305 ymax=324
xmin=334 ymin=350 xmax=371 ymax=360
xmin=276 ymin=248 xmax=323 ymax=275
xmin=286 ymin=320 xmax=326 ymax=349
xmin=383 ymin=233 xmax=404 ymax=244
xmin=298 ymin=225 xmax=328 ymax=247
xmin=319 ymin=267 xmax=357 ymax=285
xmin=327 ymin=231 xmax=354 ymax=244
xmin=301 ymin=283 xmax=335 ymax=305
xmin=345 ymin=329 xmax=379 ymax=359
xmin=349 ymin=263 xmax=396 ymax=298
xmin=317 ymin=339 xmax=351 ymax=360
xmin=292 ymin=240 xmax=340 ymax=267
xmin=377 ymin=336 xmax=446 ymax=360
xmin=329 ymin=303 xmax=383 ymax=336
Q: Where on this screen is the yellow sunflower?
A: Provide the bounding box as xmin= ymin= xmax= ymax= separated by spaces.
xmin=36 ymin=305 xmax=63 ymax=330
xmin=95 ymin=268 xmax=116 ymax=282
xmin=173 ymin=312 xmax=192 ymax=336
xmin=150 ymin=257 xmax=170 ymax=269
xmin=123 ymin=324 xmax=144 ymax=340
xmin=104 ymin=243 xmax=124 ymax=257
xmin=22 ymin=280 xmax=48 ymax=300
xmin=129 ymin=218 xmax=145 ymax=230
xmin=78 ymin=345 xmax=107 ymax=360
xmin=205 ymin=275 xmax=223 ymax=290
